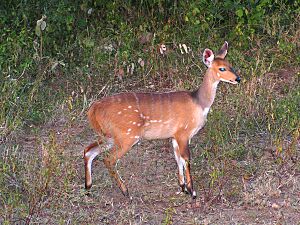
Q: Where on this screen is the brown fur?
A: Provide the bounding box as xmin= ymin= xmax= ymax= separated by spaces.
xmin=84 ymin=42 xmax=241 ymax=199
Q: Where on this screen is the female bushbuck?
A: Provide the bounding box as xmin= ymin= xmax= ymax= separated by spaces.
xmin=84 ymin=42 xmax=241 ymax=199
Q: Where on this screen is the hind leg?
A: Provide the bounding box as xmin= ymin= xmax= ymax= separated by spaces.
xmin=103 ymin=137 xmax=139 ymax=197
xmin=84 ymin=137 xmax=115 ymax=189
xmin=84 ymin=142 xmax=101 ymax=189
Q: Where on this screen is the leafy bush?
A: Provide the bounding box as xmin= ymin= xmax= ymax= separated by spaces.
xmin=0 ymin=0 xmax=299 ymax=138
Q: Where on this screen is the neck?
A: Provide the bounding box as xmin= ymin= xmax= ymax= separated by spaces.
xmin=195 ymin=69 xmax=219 ymax=109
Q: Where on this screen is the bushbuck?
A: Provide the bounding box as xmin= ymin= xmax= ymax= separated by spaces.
xmin=84 ymin=41 xmax=241 ymax=199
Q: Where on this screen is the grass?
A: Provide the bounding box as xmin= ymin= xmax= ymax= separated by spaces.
xmin=1 ymin=1 xmax=300 ymax=224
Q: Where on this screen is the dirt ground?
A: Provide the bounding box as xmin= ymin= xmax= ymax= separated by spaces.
xmin=5 ymin=68 xmax=299 ymax=224
xmin=19 ymin=116 xmax=299 ymax=225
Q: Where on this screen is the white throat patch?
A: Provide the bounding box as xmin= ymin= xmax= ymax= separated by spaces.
xmin=203 ymin=107 xmax=210 ymax=117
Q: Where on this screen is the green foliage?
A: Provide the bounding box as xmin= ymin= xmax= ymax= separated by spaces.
xmin=1 ymin=0 xmax=299 ymax=139
xmin=0 ymin=1 xmax=299 ymax=221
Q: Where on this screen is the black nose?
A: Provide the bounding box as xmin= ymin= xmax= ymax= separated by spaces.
xmin=235 ymin=76 xmax=241 ymax=83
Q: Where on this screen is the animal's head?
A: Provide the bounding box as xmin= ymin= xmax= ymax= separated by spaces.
xmin=203 ymin=41 xmax=241 ymax=84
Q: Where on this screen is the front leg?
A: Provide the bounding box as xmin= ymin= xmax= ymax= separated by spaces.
xmin=172 ymin=138 xmax=196 ymax=199
xmin=184 ymin=158 xmax=196 ymax=199
xmin=172 ymin=139 xmax=186 ymax=192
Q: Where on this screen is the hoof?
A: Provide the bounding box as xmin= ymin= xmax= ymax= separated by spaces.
xmin=180 ymin=184 xmax=189 ymax=194
xmin=186 ymin=186 xmax=196 ymax=199
xmin=85 ymin=183 xmax=92 ymax=190
xmin=122 ymin=189 xmax=133 ymax=203
xmin=122 ymin=189 xmax=130 ymax=198
xmin=191 ymin=190 xmax=197 ymax=199
xmin=84 ymin=187 xmax=92 ymax=196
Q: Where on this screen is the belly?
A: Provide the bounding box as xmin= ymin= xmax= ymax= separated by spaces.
xmin=142 ymin=122 xmax=176 ymax=140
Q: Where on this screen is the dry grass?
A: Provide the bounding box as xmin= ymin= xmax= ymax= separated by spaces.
xmin=1 ymin=67 xmax=299 ymax=224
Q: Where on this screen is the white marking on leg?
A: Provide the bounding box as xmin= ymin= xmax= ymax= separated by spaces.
xmin=178 ymin=157 xmax=186 ymax=179
xmin=192 ymin=190 xmax=197 ymax=197
xmin=85 ymin=146 xmax=100 ymax=158
xmin=115 ymin=159 xmax=124 ymax=183
xmin=172 ymin=138 xmax=178 ymax=149
xmin=86 ymin=146 xmax=100 ymax=185
xmin=172 ymin=139 xmax=185 ymax=184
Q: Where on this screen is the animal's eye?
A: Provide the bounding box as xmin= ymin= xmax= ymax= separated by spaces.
xmin=219 ymin=68 xmax=226 ymax=72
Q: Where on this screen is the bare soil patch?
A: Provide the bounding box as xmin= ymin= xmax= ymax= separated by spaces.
xmin=16 ymin=114 xmax=299 ymax=224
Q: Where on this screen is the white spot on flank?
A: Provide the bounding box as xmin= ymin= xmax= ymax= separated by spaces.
xmin=134 ymin=136 xmax=140 ymax=139
xmin=132 ymin=122 xmax=136 ymax=125
xmin=128 ymin=105 xmax=132 ymax=108
xmin=137 ymin=123 xmax=141 ymax=126
xmin=123 ymin=108 xmax=127 ymax=111
xmin=134 ymin=109 xmax=139 ymax=112
xmin=184 ymin=124 xmax=189 ymax=129
xmin=150 ymin=120 xmax=157 ymax=123
xmin=127 ymin=128 xmax=132 ymax=132
xmin=118 ymin=111 xmax=122 ymax=114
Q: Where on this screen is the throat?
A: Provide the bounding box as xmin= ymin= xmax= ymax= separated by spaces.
xmin=192 ymin=76 xmax=219 ymax=110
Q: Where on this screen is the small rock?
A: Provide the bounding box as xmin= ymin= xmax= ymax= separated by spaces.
xmin=272 ymin=202 xmax=280 ymax=209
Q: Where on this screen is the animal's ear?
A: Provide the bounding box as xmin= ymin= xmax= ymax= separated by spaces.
xmin=203 ymin=48 xmax=214 ymax=67
xmin=216 ymin=41 xmax=228 ymax=59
